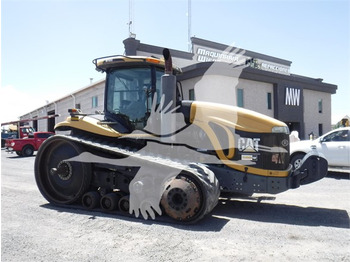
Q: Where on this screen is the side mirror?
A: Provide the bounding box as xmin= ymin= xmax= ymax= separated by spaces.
xmin=319 ymin=137 xmax=327 ymax=143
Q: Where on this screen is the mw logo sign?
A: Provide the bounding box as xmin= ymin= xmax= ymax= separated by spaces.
xmin=285 ymin=87 xmax=301 ymax=106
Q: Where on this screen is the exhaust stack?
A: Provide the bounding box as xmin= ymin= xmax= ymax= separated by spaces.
xmin=161 ymin=48 xmax=177 ymax=141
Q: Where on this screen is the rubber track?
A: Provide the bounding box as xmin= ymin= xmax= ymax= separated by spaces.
xmin=49 ymin=134 xmax=220 ymax=224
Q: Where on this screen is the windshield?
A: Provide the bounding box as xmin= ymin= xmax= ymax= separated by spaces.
xmin=106 ymin=67 xmax=163 ymax=131
xmin=322 ymin=130 xmax=350 ymax=142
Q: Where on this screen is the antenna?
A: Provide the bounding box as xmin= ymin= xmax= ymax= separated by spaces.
xmin=188 ymin=0 xmax=192 ymax=52
xmin=128 ymin=0 xmax=136 ymax=38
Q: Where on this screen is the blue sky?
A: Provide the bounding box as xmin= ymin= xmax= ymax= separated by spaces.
xmin=1 ymin=0 xmax=349 ymax=124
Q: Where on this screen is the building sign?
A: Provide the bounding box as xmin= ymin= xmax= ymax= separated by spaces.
xmin=196 ymin=47 xmax=240 ymax=63
xmin=285 ymin=87 xmax=301 ymax=106
xmin=193 ymin=43 xmax=290 ymax=76
xmin=247 ymin=58 xmax=290 ymax=75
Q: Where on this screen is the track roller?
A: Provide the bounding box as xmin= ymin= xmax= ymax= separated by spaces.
xmin=118 ymin=195 xmax=130 ymax=213
xmin=100 ymin=193 xmax=120 ymax=211
xmin=82 ymin=191 xmax=101 ymax=209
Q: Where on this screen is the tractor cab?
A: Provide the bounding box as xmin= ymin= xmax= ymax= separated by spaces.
xmin=93 ymin=56 xmax=182 ymax=133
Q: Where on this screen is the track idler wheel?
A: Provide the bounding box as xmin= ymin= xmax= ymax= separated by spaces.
xmin=34 ymin=136 xmax=92 ymax=205
xmin=82 ymin=191 xmax=101 ymax=209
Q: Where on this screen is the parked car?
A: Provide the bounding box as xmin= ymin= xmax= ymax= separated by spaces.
xmin=290 ymin=127 xmax=350 ymax=173
xmin=5 ymin=132 xmax=54 ymax=157
xmin=1 ymin=126 xmax=35 ymax=148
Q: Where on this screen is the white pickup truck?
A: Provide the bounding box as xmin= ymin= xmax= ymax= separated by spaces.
xmin=290 ymin=127 xmax=350 ymax=173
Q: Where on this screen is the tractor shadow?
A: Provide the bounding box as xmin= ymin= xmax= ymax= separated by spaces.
xmin=40 ymin=195 xmax=349 ymax=232
xmin=327 ymin=171 xmax=350 ymax=180
xmin=211 ymin=197 xmax=350 ymax=229
xmin=40 ymin=202 xmax=230 ymax=231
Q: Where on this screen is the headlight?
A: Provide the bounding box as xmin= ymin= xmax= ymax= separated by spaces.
xmin=11 ymin=142 xmax=15 ymax=147
xmin=272 ymin=126 xmax=290 ymax=134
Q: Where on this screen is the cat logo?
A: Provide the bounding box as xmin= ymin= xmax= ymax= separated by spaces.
xmin=238 ymin=137 xmax=260 ymax=152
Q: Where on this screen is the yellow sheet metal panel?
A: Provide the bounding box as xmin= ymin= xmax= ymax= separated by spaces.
xmin=55 ymin=116 xmax=157 ymax=139
xmin=190 ymin=101 xmax=286 ymax=133
xmin=190 ymin=101 xmax=290 ymax=177
xmin=55 ymin=116 xmax=121 ymax=138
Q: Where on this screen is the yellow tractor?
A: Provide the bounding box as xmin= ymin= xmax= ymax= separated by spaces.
xmin=35 ymin=49 xmax=327 ymax=223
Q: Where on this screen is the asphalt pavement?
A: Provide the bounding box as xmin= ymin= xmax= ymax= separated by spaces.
xmin=1 ymin=149 xmax=349 ymax=262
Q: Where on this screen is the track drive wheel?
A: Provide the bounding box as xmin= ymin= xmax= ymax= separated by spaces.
xmin=161 ymin=174 xmax=202 ymax=222
xmin=35 ymin=136 xmax=92 ymax=205
xmin=161 ymin=164 xmax=220 ymax=223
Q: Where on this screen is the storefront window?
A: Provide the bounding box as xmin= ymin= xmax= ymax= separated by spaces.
xmin=92 ymin=96 xmax=98 ymax=108
xmin=267 ymin=92 xmax=272 ymax=110
xmin=318 ymin=99 xmax=323 ymax=113
xmin=189 ymin=89 xmax=195 ymax=100
xmin=237 ymin=88 xmax=244 ymax=108
xmin=318 ymin=124 xmax=323 ymax=136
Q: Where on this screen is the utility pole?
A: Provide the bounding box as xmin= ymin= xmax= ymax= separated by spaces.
xmin=188 ymin=0 xmax=192 ymax=52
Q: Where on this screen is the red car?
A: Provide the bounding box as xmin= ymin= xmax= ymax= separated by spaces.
xmin=5 ymin=132 xmax=54 ymax=157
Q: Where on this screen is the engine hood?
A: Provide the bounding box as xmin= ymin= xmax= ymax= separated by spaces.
xmin=189 ymin=101 xmax=289 ymax=134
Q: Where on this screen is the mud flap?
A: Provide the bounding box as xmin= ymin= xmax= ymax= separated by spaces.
xmin=291 ymin=151 xmax=328 ymax=188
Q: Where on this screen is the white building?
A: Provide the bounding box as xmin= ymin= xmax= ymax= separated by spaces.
xmin=20 ymin=37 xmax=337 ymax=139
